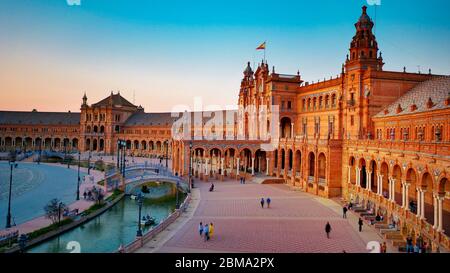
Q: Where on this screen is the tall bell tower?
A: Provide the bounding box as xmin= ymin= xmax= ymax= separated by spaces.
xmin=343 ymin=6 xmax=384 ymax=140
xmin=345 ymin=5 xmax=384 ymax=72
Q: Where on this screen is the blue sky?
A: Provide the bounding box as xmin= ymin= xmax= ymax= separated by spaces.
xmin=0 ymin=0 xmax=449 ymax=112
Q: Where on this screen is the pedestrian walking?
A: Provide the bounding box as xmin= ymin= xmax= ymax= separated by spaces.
xmin=240 ymin=177 xmax=243 ymax=184
xmin=358 ymin=218 xmax=363 ymax=232
xmin=243 ymin=177 xmax=246 ymax=184
xmin=343 ymin=206 xmax=348 ymax=218
xmin=203 ymin=224 xmax=210 ymax=241
xmin=199 ymin=222 xmax=203 ymax=237
xmin=260 ymin=198 xmax=265 ymax=208
xmin=325 ymin=222 xmax=332 ymax=239
xmin=380 ymin=242 xmax=387 ymax=253
xmin=209 ymin=222 xmax=214 ymax=239
xmin=266 ymin=198 xmax=271 ymax=208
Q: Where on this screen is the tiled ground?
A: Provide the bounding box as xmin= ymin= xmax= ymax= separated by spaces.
xmin=158 ymin=180 xmax=368 ymax=253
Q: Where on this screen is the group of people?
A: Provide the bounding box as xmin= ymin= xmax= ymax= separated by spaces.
xmin=405 ymin=234 xmax=430 ymax=253
xmin=260 ymin=197 xmax=271 ymax=208
xmin=239 ymin=176 xmax=246 ymax=184
xmin=198 ymin=222 xmax=214 ymax=241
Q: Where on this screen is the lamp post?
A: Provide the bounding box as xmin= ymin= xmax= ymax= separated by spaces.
xmin=116 ymin=139 xmax=120 ymax=169
xmin=76 ymin=151 xmax=81 ymax=200
xmin=175 ymin=181 xmax=180 ymax=209
xmin=87 ymin=149 xmax=91 ymax=175
xmin=136 ymin=193 xmax=143 ymax=237
xmin=121 ymin=140 xmax=126 ymax=178
xmin=165 ymin=140 xmax=168 ymax=169
xmin=5 ymin=158 xmax=16 ymax=229
xmin=189 ymin=141 xmax=193 ymax=191
xmin=38 ymin=137 xmax=42 ymax=165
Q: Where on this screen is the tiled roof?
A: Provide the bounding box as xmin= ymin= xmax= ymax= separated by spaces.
xmin=124 ymin=112 xmax=179 ymax=126
xmin=374 ymin=76 xmax=450 ymax=118
xmin=92 ymin=93 xmax=136 ymax=108
xmin=124 ymin=110 xmax=239 ymax=127
xmin=0 ymin=111 xmax=81 ymax=125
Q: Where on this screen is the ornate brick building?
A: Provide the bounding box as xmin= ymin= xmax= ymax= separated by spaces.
xmin=0 ymin=6 xmax=449 ymax=250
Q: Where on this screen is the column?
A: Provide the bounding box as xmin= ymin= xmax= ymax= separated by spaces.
xmin=347 ymin=166 xmax=351 ymax=184
xmin=437 ymin=195 xmax=444 ymax=232
xmin=276 ymin=150 xmax=282 ymax=178
xmin=284 ymin=151 xmax=288 ymax=179
xmin=220 ymin=157 xmax=224 ymax=177
xmin=291 ymin=123 xmax=294 ymax=138
xmin=420 ymin=189 xmax=426 ymax=219
xmin=366 ymin=171 xmax=372 ymax=190
xmin=251 ymin=157 xmax=255 ymax=175
xmin=417 ymin=188 xmax=422 ymax=217
xmin=405 ymin=183 xmax=410 ymax=211
xmin=402 ymin=182 xmax=408 ymax=208
xmin=433 ymin=194 xmax=438 ymax=229
xmin=266 ymin=157 xmax=270 ymax=175
xmin=355 ymin=167 xmax=360 ymax=187
xmin=236 ymin=158 xmax=240 ymax=176
xmin=379 ymin=175 xmax=383 ymax=196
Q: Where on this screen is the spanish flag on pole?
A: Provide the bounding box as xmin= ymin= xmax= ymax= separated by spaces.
xmin=256 ymin=41 xmax=266 ymax=50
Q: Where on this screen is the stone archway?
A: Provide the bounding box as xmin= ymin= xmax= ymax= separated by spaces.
xmin=280 ymin=117 xmax=292 ymax=138
xmin=318 ymin=153 xmax=326 ymax=183
xmin=392 ymin=164 xmax=402 ymax=206
xmin=406 ymin=168 xmax=418 ymax=214
xmin=308 ymin=152 xmax=315 ymax=180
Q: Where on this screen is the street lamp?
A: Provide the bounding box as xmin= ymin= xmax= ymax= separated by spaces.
xmin=175 ymin=181 xmax=180 ymax=209
xmin=136 ymin=193 xmax=143 ymax=237
xmin=189 ymin=141 xmax=193 ymax=191
xmin=116 ymin=139 xmax=120 ymax=169
xmin=38 ymin=137 xmax=42 ymax=165
xmin=165 ymin=140 xmax=168 ymax=169
xmin=87 ymin=149 xmax=91 ymax=175
xmin=76 ymin=151 xmax=81 ymax=200
xmin=5 ymin=158 xmax=16 ymax=229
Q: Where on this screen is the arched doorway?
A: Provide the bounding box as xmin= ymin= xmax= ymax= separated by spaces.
xmin=85 ymin=139 xmax=91 ymax=151
xmin=126 ymin=140 xmax=131 ymax=150
xmin=209 ymin=148 xmax=222 ymax=176
xmin=295 ymin=150 xmax=301 ymax=178
xmin=288 ymin=149 xmax=293 ymax=173
xmin=308 ymin=152 xmax=315 ymax=181
xmin=99 ymin=139 xmax=104 ymax=151
xmin=380 ymin=162 xmax=389 ymax=198
xmin=239 ymin=148 xmax=252 ymax=173
xmin=280 ymin=117 xmax=292 ymax=138
xmin=406 ymin=168 xmax=418 ymax=214
xmin=349 ymin=156 xmax=356 ymax=184
xmin=255 ymin=149 xmax=267 ymax=174
xmin=133 ymin=140 xmax=139 ymax=150
xmin=280 ymin=149 xmax=286 ymax=171
xmin=318 ymin=153 xmax=326 ymax=183
xmin=392 ymin=165 xmax=402 ymax=206
xmin=92 ymin=139 xmax=98 ymax=151
xmin=438 ymin=178 xmax=449 ymax=236
xmin=359 ymin=158 xmax=367 ymax=188
xmin=370 ymin=160 xmax=377 ymax=193
xmin=421 ymin=172 xmax=434 ymax=226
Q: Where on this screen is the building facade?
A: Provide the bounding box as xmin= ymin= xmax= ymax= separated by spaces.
xmin=0 ymin=6 xmax=449 ymax=250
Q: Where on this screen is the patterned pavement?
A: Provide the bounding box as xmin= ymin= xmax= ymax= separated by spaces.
xmin=156 ymin=180 xmax=368 ymax=253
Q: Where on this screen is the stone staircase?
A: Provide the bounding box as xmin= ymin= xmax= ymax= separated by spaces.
xmin=251 ymin=176 xmax=285 ymax=184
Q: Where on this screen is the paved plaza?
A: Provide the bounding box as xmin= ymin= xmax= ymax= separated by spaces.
xmin=137 ymin=179 xmax=393 ymax=253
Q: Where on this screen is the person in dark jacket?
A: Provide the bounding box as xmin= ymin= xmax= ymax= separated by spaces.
xmin=358 ymin=218 xmax=363 ymax=232
xmin=325 ymin=222 xmax=332 ymax=239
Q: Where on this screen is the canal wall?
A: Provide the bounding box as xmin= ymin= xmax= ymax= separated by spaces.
xmin=122 ymin=194 xmax=191 ymax=253
xmin=5 ymin=193 xmax=125 ymax=253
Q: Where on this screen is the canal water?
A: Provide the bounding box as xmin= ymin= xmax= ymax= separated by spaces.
xmin=28 ymin=183 xmax=184 ymax=253
xmin=0 ymin=162 xmax=86 ymax=227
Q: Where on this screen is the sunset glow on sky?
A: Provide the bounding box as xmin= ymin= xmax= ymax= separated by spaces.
xmin=0 ymin=0 xmax=449 ymax=112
